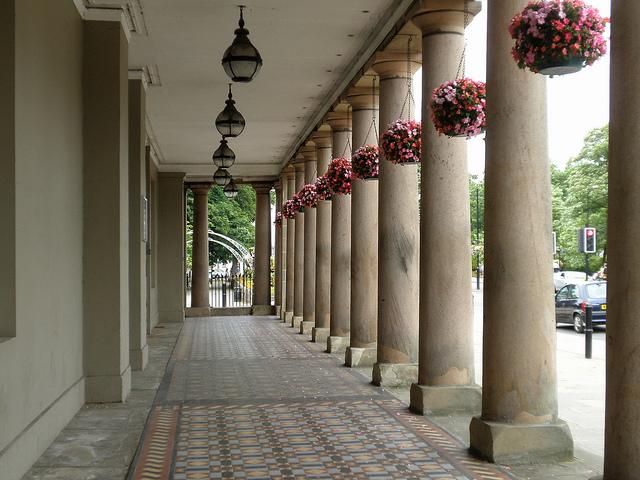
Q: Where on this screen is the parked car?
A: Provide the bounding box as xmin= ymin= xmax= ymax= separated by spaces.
xmin=555 ymin=281 xmax=607 ymax=333
xmin=554 ymin=270 xmax=587 ymax=292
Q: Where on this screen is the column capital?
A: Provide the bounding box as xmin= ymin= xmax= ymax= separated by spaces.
xmin=346 ymin=85 xmax=379 ymax=111
xmin=294 ymin=162 xmax=305 ymax=173
xmin=325 ymin=105 xmax=352 ymax=132
xmin=302 ymin=142 xmax=317 ymax=162
xmin=189 ymin=182 xmax=212 ymax=195
xmin=411 ymin=0 xmax=481 ymax=35
xmin=371 ymin=26 xmax=421 ymax=80
xmin=251 ymin=182 xmax=274 ymax=194
xmin=310 ymin=126 xmax=332 ymax=148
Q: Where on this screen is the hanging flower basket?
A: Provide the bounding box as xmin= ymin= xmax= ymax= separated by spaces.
xmin=380 ymin=120 xmax=422 ymax=165
xmin=314 ymin=175 xmax=333 ymax=201
xmin=431 ymin=78 xmax=486 ymax=138
xmin=274 ymin=211 xmax=283 ymax=226
xmin=326 ymin=157 xmax=352 ymax=195
xmin=291 ymin=192 xmax=305 ymax=214
xmin=508 ymin=0 xmax=608 ymax=76
xmin=282 ymin=199 xmax=297 ymax=219
xmin=299 ymin=183 xmax=318 ymax=208
xmin=352 ymin=145 xmax=380 ymax=180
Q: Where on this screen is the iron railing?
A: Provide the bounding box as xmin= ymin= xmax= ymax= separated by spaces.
xmin=209 ymin=273 xmax=254 ymax=307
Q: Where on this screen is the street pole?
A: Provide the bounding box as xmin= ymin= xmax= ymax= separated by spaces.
xmin=476 ymin=186 xmax=480 ymax=291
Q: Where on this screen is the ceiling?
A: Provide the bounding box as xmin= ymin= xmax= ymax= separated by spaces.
xmin=86 ymin=0 xmax=415 ymax=181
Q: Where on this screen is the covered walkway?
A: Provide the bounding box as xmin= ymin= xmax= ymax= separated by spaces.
xmin=133 ymin=315 xmax=512 ymax=479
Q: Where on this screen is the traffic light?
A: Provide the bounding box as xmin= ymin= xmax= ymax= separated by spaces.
xmin=579 ymin=227 xmax=597 ymax=253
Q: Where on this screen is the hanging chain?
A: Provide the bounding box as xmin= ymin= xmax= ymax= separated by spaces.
xmin=341 ymin=104 xmax=352 ymax=158
xmin=364 ymin=75 xmax=379 ymax=145
xmin=456 ymin=0 xmax=470 ymax=79
xmin=398 ymin=35 xmax=415 ymax=120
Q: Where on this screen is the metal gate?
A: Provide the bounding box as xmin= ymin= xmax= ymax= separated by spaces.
xmin=209 ymin=273 xmax=253 ymax=307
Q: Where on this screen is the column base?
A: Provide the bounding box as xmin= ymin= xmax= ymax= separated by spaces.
xmin=275 ymin=306 xmax=282 ymax=317
xmin=129 ymin=345 xmax=149 ymax=371
xmin=327 ymin=335 xmax=350 ymax=353
xmin=292 ymin=316 xmax=303 ymax=329
xmin=312 ymin=327 xmax=330 ymax=344
xmin=300 ymin=321 xmax=315 ymax=335
xmin=85 ymin=366 xmax=132 ymax=403
xmin=345 ymin=347 xmax=377 ymax=367
xmin=372 ymin=362 xmax=418 ymax=387
xmin=284 ymin=311 xmax=293 ymax=323
xmin=252 ymin=304 xmax=274 ymax=316
xmin=469 ymin=416 xmax=574 ymax=465
xmin=410 ymin=383 xmax=481 ymax=416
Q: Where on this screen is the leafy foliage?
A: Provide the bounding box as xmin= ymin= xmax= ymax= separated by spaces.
xmin=185 ymin=185 xmax=256 ymax=267
xmin=552 ymin=125 xmax=608 ymax=272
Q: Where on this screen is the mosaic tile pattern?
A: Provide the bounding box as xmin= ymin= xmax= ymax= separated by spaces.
xmin=165 ymin=359 xmax=381 ymax=403
xmin=171 ymin=400 xmax=512 ymax=480
xmin=131 ymin=317 xmax=514 ymax=480
xmin=173 ymin=317 xmax=325 ymax=361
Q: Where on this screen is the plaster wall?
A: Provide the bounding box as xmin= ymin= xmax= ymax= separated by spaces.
xmin=148 ymin=160 xmax=160 ymax=330
xmin=0 ymin=1 xmax=85 ymax=478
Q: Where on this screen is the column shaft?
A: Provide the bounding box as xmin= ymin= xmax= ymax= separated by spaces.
xmin=312 ymin=130 xmax=332 ymax=344
xmin=372 ymin=50 xmax=421 ymax=387
xmin=605 ymin=1 xmax=640 ymax=477
xmin=469 ymin=0 xmax=572 ymax=464
xmin=191 ymin=184 xmax=211 ymax=308
xmin=346 ymin=85 xmax=379 ymax=367
xmin=410 ymin=2 xmax=481 ymax=415
xmin=285 ymin=173 xmax=296 ymax=323
xmin=292 ymin=162 xmax=305 ymax=328
xmin=302 ymin=146 xmax=317 ymax=333
xmin=253 ymin=183 xmax=272 ymax=313
xmin=280 ymin=174 xmax=289 ymax=321
xmin=327 ymin=116 xmax=352 ymax=353
xmin=274 ymin=183 xmax=283 ymax=316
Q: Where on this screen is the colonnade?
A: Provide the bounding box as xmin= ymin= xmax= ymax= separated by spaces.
xmin=188 ymin=0 xmax=640 ymax=473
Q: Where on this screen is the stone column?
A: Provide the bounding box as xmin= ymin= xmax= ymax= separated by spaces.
xmin=345 ymin=78 xmax=379 ymax=367
xmin=292 ymin=158 xmax=305 ymax=329
xmin=274 ymin=181 xmax=283 ymax=317
xmin=285 ymin=169 xmax=296 ymax=324
xmin=410 ymin=1 xmax=482 ymax=416
xmin=301 ymin=142 xmax=317 ymax=334
xmin=128 ymin=77 xmax=149 ymax=371
xmin=252 ymin=182 xmax=273 ymax=315
xmin=83 ymin=19 xmax=131 ymax=402
xmin=371 ymin=34 xmax=421 ymax=387
xmin=279 ymin=173 xmax=289 ymax=321
xmin=325 ymin=106 xmax=352 ymax=353
xmin=311 ymin=127 xmax=332 ymax=344
xmin=605 ymin=2 xmax=640 ymax=477
xmin=469 ymin=0 xmax=573 ymax=464
xmin=190 ymin=183 xmax=211 ymax=309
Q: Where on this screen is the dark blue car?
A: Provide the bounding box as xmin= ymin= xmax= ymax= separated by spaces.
xmin=555 ymin=281 xmax=607 ymax=333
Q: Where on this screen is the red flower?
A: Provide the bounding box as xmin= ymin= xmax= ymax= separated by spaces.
xmin=380 ymin=120 xmax=422 ymax=165
xmin=326 ymin=157 xmax=352 ymax=195
xmin=352 ymin=145 xmax=380 ymax=179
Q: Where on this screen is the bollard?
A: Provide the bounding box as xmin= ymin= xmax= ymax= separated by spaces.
xmin=585 ymin=305 xmax=593 ymax=359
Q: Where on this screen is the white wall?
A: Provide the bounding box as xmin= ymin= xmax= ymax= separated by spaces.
xmin=0 ymin=1 xmax=85 ymax=478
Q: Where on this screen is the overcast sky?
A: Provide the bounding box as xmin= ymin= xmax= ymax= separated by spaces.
xmin=412 ymin=0 xmax=611 ymax=175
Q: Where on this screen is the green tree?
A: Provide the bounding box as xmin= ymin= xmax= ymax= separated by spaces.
xmin=552 ymin=125 xmax=608 ymax=273
xmin=469 ymin=175 xmax=485 ymax=272
xmin=185 ymin=185 xmax=257 ymax=268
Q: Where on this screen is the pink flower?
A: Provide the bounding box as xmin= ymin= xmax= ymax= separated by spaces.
xmin=326 ymin=157 xmax=353 ymax=195
xmin=380 ymin=120 xmax=422 ymax=164
xmin=352 ymin=145 xmax=380 ymax=179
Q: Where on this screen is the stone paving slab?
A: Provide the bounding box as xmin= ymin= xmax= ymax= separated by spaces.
xmin=130 ymin=316 xmax=514 ymax=480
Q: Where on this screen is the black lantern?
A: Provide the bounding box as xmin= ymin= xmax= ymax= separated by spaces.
xmin=221 ymin=6 xmax=262 ymax=83
xmin=212 ymin=138 xmax=236 ymax=168
xmin=223 ymin=178 xmax=239 ymax=198
xmin=215 ymin=84 xmax=246 ymax=138
xmin=213 ymin=167 xmax=232 ymax=187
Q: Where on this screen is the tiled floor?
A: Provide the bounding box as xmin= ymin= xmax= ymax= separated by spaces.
xmin=131 ymin=316 xmax=514 ymax=480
